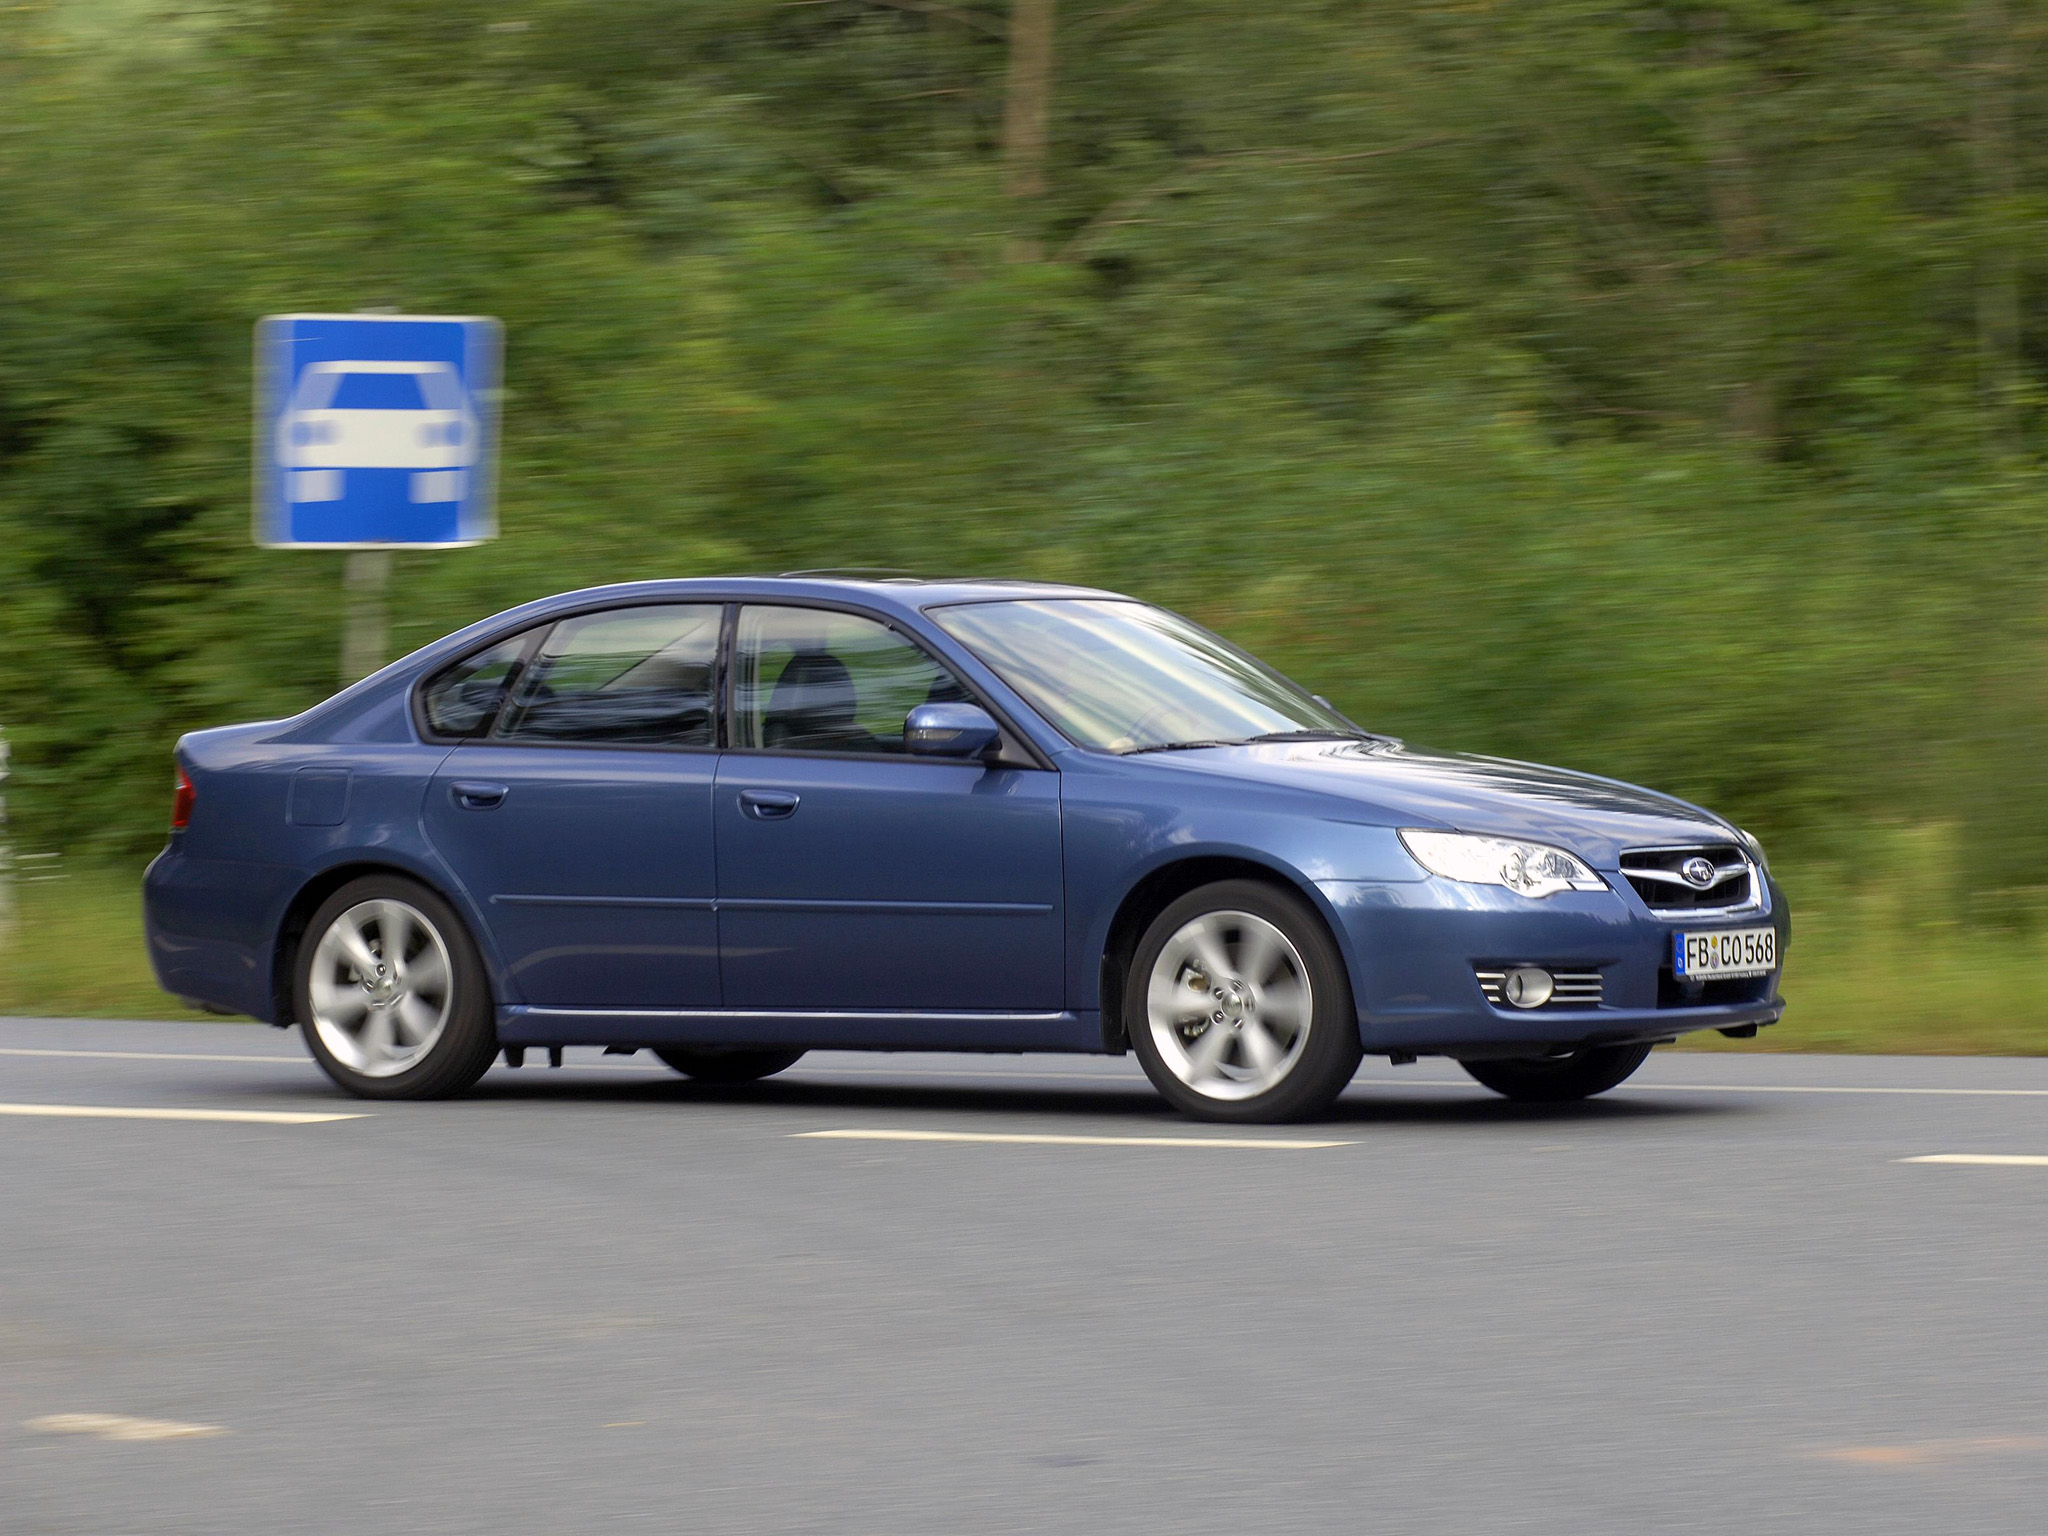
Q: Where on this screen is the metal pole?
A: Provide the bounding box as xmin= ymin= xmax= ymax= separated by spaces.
xmin=341 ymin=550 xmax=392 ymax=686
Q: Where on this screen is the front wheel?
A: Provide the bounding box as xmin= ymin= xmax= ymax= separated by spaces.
xmin=295 ymin=874 xmax=499 ymax=1100
xmin=654 ymin=1047 xmax=807 ymax=1084
xmin=1460 ymin=1043 xmax=1653 ymax=1103
xmin=1125 ymin=880 xmax=1362 ymax=1123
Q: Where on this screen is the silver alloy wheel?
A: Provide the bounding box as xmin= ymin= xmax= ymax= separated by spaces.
xmin=306 ymin=898 xmax=454 ymax=1078
xmin=1145 ymin=909 xmax=1313 ymax=1101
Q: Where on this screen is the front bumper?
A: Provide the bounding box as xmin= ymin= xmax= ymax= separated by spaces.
xmin=1317 ymin=873 xmax=1789 ymax=1056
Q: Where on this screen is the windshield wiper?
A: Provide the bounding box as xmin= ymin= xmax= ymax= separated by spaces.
xmin=1239 ymin=729 xmax=1374 ymax=743
xmin=1121 ymin=729 xmax=1381 ymax=756
xmin=1119 ymin=739 xmax=1247 ymax=755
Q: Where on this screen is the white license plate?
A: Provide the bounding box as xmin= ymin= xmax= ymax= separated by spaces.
xmin=1674 ymin=927 xmax=1776 ymax=979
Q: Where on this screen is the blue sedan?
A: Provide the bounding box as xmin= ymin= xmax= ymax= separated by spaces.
xmin=144 ymin=576 xmax=1786 ymax=1120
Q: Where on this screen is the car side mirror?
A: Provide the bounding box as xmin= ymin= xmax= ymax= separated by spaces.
xmin=905 ymin=702 xmax=1001 ymax=759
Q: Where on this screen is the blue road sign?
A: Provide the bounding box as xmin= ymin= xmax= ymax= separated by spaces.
xmin=254 ymin=314 xmax=501 ymax=548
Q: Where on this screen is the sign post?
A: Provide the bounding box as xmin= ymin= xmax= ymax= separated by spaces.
xmin=340 ymin=549 xmax=394 ymax=685
xmin=254 ymin=313 xmax=502 ymax=683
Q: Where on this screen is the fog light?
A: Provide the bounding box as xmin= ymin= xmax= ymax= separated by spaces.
xmin=1502 ymin=967 xmax=1554 ymax=1009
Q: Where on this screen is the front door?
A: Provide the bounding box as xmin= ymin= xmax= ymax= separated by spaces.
xmin=422 ymin=602 xmax=724 ymax=1009
xmin=715 ymin=604 xmax=1063 ymax=1014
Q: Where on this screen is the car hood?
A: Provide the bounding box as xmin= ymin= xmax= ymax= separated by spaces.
xmin=1148 ymin=739 xmax=1735 ymax=870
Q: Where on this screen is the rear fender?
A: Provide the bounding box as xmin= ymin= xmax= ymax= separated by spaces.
xmin=267 ymin=846 xmax=514 ymax=1027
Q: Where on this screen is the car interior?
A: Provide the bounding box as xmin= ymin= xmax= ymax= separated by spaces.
xmin=425 ymin=606 xmax=976 ymax=754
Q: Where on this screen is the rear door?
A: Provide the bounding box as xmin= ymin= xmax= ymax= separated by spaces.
xmin=714 ymin=603 xmax=1064 ymax=1014
xmin=422 ymin=603 xmax=724 ymax=1009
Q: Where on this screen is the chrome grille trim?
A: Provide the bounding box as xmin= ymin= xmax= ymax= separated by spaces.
xmin=1475 ymin=969 xmax=1604 ymax=1009
xmin=1619 ymin=844 xmax=1759 ymax=915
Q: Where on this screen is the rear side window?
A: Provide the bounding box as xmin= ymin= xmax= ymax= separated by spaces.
xmin=421 ymin=634 xmax=529 ymax=738
xmin=496 ymin=604 xmax=721 ymax=747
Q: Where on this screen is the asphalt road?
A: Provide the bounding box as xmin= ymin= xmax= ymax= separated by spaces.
xmin=3 ymin=1017 xmax=2046 ymax=1535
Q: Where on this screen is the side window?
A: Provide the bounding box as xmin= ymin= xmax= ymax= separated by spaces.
xmin=421 ymin=634 xmax=530 ymax=738
xmin=496 ymin=604 xmax=722 ymax=747
xmin=732 ymin=605 xmax=970 ymax=755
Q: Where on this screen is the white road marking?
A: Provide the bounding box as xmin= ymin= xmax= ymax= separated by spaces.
xmin=0 ymin=1047 xmax=309 ymax=1065
xmin=782 ymin=1069 xmax=2048 ymax=1098
xmin=0 ymin=1103 xmax=364 ymax=1124
xmin=1899 ymin=1153 xmax=2048 ymax=1166
xmin=1606 ymin=1083 xmax=2048 ymax=1099
xmin=794 ymin=1128 xmax=1352 ymax=1149
xmin=0 ymin=1045 xmax=673 ymax=1072
xmin=26 ymin=1413 xmax=226 ymax=1441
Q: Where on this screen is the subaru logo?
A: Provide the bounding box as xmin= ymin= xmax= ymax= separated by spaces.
xmin=1680 ymin=856 xmax=1718 ymax=889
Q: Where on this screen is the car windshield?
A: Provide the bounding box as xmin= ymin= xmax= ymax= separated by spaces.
xmin=930 ymin=598 xmax=1364 ymax=754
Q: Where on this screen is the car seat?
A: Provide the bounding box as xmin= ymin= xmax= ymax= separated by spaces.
xmin=762 ymin=650 xmax=876 ymax=752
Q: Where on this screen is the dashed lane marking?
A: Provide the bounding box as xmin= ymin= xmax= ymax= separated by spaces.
xmin=1601 ymin=1083 xmax=2048 ymax=1098
xmin=855 ymin=1073 xmax=2048 ymax=1098
xmin=1899 ymin=1153 xmax=2048 ymax=1166
xmin=0 ymin=1103 xmax=365 ymax=1124
xmin=0 ymin=1047 xmax=312 ymax=1065
xmin=26 ymin=1413 xmax=227 ymax=1441
xmin=798 ymin=1073 xmax=2048 ymax=1098
xmin=794 ymin=1128 xmax=1351 ymax=1149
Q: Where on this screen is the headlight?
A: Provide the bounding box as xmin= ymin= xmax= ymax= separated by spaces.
xmin=1398 ymin=829 xmax=1607 ymax=898
xmin=1735 ymin=828 xmax=1769 ymax=874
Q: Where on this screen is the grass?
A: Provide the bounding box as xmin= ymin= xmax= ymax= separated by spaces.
xmin=4 ymin=829 xmax=2043 ymax=1053
xmin=0 ymin=862 xmax=214 ymax=1022
xmin=1690 ymin=825 xmax=2048 ymax=1055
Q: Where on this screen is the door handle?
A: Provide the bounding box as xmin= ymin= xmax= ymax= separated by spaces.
xmin=739 ymin=789 xmax=801 ymax=821
xmin=451 ymin=781 xmax=508 ymax=811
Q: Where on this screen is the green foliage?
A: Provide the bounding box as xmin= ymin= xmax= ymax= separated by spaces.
xmin=1 ymin=0 xmax=2044 ymax=938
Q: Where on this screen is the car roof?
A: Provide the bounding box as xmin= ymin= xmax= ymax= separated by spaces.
xmin=512 ymin=574 xmax=1130 ymax=617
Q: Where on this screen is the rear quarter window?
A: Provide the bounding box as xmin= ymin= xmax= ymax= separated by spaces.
xmin=420 ymin=634 xmax=528 ymax=737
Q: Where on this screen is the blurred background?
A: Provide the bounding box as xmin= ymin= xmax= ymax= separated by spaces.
xmin=1 ymin=0 xmax=2044 ymax=1048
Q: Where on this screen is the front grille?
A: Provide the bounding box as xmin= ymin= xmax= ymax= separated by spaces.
xmin=1475 ymin=968 xmax=1604 ymax=1009
xmin=1658 ymin=970 xmax=1775 ymax=1008
xmin=1620 ymin=845 xmax=1754 ymax=912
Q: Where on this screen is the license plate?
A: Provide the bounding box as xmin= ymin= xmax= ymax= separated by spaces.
xmin=1675 ymin=927 xmax=1776 ymax=979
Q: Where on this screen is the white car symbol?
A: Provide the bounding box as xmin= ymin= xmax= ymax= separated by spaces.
xmin=277 ymin=360 xmax=479 ymax=505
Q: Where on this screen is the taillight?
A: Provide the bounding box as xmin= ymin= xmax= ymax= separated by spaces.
xmin=171 ymin=766 xmax=195 ymax=831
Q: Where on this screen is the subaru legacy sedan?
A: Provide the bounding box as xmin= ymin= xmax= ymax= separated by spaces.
xmin=144 ymin=576 xmax=1786 ymax=1121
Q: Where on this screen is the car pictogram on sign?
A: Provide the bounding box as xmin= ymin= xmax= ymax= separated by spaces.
xmin=276 ymin=360 xmax=479 ymax=507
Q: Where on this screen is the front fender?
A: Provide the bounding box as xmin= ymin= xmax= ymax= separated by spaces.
xmin=1059 ymin=754 xmax=1422 ymax=1019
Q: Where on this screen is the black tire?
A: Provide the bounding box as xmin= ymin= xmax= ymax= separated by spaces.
xmin=654 ymin=1046 xmax=807 ymax=1084
xmin=1460 ymin=1043 xmax=1653 ymax=1103
xmin=294 ymin=874 xmax=499 ymax=1100
xmin=1124 ymin=879 xmax=1363 ymax=1123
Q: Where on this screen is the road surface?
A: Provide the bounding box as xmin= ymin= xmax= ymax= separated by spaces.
xmin=3 ymin=1015 xmax=2045 ymax=1534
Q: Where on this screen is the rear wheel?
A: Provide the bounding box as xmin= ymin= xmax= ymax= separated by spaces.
xmin=1125 ymin=880 xmax=1362 ymax=1123
xmin=1460 ymin=1043 xmax=1652 ymax=1103
xmin=295 ymin=875 xmax=498 ymax=1100
xmin=654 ymin=1047 xmax=806 ymax=1084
